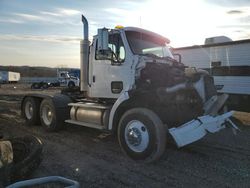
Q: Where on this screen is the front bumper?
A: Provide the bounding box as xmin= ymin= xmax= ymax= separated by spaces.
xmin=169 ymin=111 xmax=239 ymax=148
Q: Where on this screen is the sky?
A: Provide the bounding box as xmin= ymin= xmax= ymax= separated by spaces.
xmin=0 ymin=0 xmax=250 ymax=68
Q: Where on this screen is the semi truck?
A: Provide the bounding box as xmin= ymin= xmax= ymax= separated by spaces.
xmin=0 ymin=71 xmax=20 ymax=83
xmin=21 ymin=15 xmax=238 ymax=162
xmin=173 ymin=37 xmax=250 ymax=112
xmin=30 ymin=70 xmax=80 ymax=89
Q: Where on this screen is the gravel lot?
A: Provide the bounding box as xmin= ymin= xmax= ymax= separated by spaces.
xmin=0 ymin=84 xmax=250 ymax=187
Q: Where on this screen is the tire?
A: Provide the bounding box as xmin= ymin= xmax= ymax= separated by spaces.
xmin=40 ymin=99 xmax=61 ymax=131
xmin=22 ymin=97 xmax=40 ymax=126
xmin=68 ymin=81 xmax=75 ymax=88
xmin=31 ymin=83 xmax=41 ymax=89
xmin=41 ymin=82 xmax=48 ymax=89
xmin=0 ymin=136 xmax=43 ymax=186
xmin=118 ymin=108 xmax=167 ymax=163
xmin=10 ymin=136 xmax=43 ymax=181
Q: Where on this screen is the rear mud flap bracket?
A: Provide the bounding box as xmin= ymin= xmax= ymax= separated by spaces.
xmin=169 ymin=111 xmax=239 ymax=148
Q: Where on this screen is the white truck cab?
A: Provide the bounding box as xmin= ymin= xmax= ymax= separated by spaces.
xmin=86 ymin=27 xmax=174 ymax=99
xmin=57 ymin=70 xmax=80 ymax=88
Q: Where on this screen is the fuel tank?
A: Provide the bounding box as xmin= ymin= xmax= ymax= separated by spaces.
xmin=70 ymin=103 xmax=110 ymax=126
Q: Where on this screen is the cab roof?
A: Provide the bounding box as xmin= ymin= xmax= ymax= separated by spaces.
xmin=93 ymin=26 xmax=170 ymax=44
xmin=122 ymin=27 xmax=170 ymax=44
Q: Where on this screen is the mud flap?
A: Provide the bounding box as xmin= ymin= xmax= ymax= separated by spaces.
xmin=169 ymin=111 xmax=239 ymax=148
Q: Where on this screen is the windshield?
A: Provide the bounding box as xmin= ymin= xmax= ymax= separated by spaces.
xmin=125 ymin=31 xmax=173 ymax=59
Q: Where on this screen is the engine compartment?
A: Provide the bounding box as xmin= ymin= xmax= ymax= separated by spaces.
xmin=132 ymin=62 xmax=217 ymax=127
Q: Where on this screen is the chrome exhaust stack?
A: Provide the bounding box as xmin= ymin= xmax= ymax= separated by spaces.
xmin=80 ymin=15 xmax=89 ymax=92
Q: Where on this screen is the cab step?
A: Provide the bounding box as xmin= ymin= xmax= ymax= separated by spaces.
xmin=65 ymin=120 xmax=104 ymax=130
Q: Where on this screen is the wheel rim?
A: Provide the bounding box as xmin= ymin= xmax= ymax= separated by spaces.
xmin=125 ymin=120 xmax=149 ymax=152
xmin=25 ymin=101 xmax=33 ymax=120
xmin=41 ymin=104 xmax=53 ymax=126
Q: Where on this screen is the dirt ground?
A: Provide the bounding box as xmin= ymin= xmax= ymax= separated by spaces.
xmin=0 ymin=84 xmax=250 ymax=187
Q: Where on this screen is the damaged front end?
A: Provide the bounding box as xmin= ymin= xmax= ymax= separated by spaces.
xmin=132 ymin=59 xmax=239 ymax=147
xmin=169 ymin=111 xmax=239 ymax=147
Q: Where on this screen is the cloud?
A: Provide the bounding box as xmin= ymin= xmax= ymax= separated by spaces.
xmin=57 ymin=8 xmax=81 ymax=16
xmin=218 ymin=24 xmax=250 ymax=29
xmin=0 ymin=34 xmax=81 ymax=44
xmin=0 ymin=18 xmax=24 ymax=24
xmin=40 ymin=8 xmax=81 ymax=17
xmin=234 ymin=30 xmax=244 ymax=33
xmin=205 ymin=0 xmax=250 ymax=7
xmin=240 ymin=15 xmax=250 ymax=22
xmin=227 ymin=10 xmax=244 ymax=14
xmin=13 ymin=13 xmax=45 ymax=21
xmin=2 ymin=8 xmax=81 ymax=25
xmin=104 ymin=8 xmax=130 ymax=15
xmin=40 ymin=11 xmax=61 ymax=17
xmin=238 ymin=31 xmax=250 ymax=39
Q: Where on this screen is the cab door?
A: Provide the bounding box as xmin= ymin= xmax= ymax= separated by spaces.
xmin=89 ymin=32 xmax=133 ymax=99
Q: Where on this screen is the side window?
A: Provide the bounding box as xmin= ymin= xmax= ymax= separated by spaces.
xmin=60 ymin=73 xmax=66 ymax=77
xmin=96 ymin=33 xmax=126 ymax=63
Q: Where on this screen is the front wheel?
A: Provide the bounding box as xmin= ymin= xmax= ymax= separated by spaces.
xmin=68 ymin=81 xmax=75 ymax=88
xmin=40 ymin=99 xmax=61 ymax=131
xmin=118 ymin=108 xmax=167 ymax=163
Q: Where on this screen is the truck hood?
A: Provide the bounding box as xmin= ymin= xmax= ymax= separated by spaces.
xmin=134 ymin=54 xmax=184 ymax=83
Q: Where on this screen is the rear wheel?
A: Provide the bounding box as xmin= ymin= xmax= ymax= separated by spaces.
xmin=41 ymin=82 xmax=48 ymax=89
xmin=22 ymin=97 xmax=40 ymax=126
xmin=118 ymin=108 xmax=167 ymax=163
xmin=40 ymin=99 xmax=61 ymax=131
xmin=31 ymin=83 xmax=40 ymax=89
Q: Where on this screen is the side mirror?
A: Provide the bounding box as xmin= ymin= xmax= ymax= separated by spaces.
xmin=97 ymin=28 xmax=109 ymax=51
xmin=173 ymin=53 xmax=182 ymax=63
